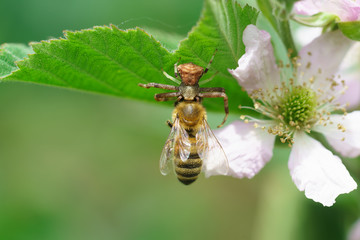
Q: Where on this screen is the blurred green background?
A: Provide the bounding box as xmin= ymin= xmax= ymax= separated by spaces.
xmin=0 ymin=0 xmax=359 ymax=239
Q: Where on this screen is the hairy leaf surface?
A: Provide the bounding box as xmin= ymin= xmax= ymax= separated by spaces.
xmin=2 ymin=0 xmax=259 ymax=113
xmin=0 ymin=43 xmax=33 ymax=78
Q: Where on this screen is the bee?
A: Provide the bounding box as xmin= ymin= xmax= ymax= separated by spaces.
xmin=139 ymin=50 xmax=229 ymax=185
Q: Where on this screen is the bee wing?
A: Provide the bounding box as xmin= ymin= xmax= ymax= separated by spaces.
xmin=159 ymin=117 xmax=191 ymax=175
xmin=196 ymin=118 xmax=229 ymax=177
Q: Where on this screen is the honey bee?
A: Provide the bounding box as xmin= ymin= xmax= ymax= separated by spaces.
xmin=139 ymin=50 xmax=229 ymax=185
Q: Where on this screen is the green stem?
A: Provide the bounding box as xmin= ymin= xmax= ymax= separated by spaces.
xmin=256 ymin=0 xmax=298 ymax=59
xmin=278 ymin=19 xmax=298 ymax=59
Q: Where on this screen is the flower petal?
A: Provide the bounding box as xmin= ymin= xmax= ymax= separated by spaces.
xmin=293 ymin=0 xmax=321 ymax=16
xmin=337 ymin=42 xmax=360 ymax=109
xmin=337 ymin=74 xmax=360 ymax=109
xmin=289 ymin=132 xmax=357 ymax=207
xmin=214 ymin=120 xmax=276 ymax=179
xmin=349 ymin=219 xmax=360 ymax=240
xmin=228 ymin=24 xmax=280 ymax=94
xmin=297 ymin=30 xmax=353 ymax=95
xmin=294 ymin=25 xmax=322 ymax=47
xmin=294 ymin=0 xmax=360 ymax=22
xmin=313 ymin=111 xmax=360 ymax=158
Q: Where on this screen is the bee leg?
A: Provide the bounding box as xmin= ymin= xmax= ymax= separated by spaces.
xmin=204 ymin=49 xmax=218 ymax=74
xmin=166 ymin=120 xmax=173 ymax=128
xmin=198 ymin=91 xmax=229 ymax=128
xmin=138 ymin=82 xmax=178 ymax=90
xmin=175 ymin=96 xmax=183 ymax=103
xmin=154 ymin=92 xmax=180 ymax=102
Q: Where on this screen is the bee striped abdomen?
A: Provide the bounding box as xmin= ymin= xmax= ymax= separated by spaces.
xmin=174 ymin=134 xmax=202 ymax=185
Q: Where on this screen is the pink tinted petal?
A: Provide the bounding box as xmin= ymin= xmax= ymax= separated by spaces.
xmin=337 ymin=42 xmax=360 ymax=109
xmin=294 ymin=0 xmax=320 ymax=16
xmin=312 ymin=111 xmax=360 ymax=158
xmin=214 ymin=120 xmax=276 ymax=179
xmin=298 ymin=30 xmax=353 ymax=95
xmin=349 ymin=219 xmax=360 ymax=240
xmin=294 ymin=0 xmax=360 ymax=21
xmin=289 ymin=132 xmax=357 ymax=206
xmin=228 ymin=24 xmax=280 ymax=94
xmin=294 ymin=26 xmax=322 ymax=47
xmin=337 ymin=75 xmax=360 ymax=109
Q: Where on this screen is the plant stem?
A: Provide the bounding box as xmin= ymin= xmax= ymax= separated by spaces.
xmin=278 ymin=18 xmax=298 ymax=59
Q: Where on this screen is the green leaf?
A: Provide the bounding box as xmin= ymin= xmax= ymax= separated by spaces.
xmin=175 ymin=0 xmax=259 ymax=113
xmin=3 ymin=26 xmax=177 ymax=103
xmin=338 ymin=21 xmax=360 ymax=41
xmin=256 ymin=0 xmax=278 ymax=32
xmin=144 ymin=28 xmax=185 ymax=51
xmin=0 ymin=43 xmax=33 ymax=78
xmin=3 ymin=0 xmax=259 ymax=114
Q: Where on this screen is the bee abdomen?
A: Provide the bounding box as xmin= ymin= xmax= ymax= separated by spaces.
xmin=175 ymin=154 xmax=202 ymax=185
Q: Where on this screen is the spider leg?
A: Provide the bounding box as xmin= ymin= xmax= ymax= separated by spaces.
xmin=199 ymin=71 xmax=219 ymax=86
xmin=204 ymin=49 xmax=218 ymax=74
xmin=138 ymin=82 xmax=178 ymax=90
xmin=198 ymin=91 xmax=229 ymax=128
xmin=199 ymin=87 xmax=225 ymax=93
xmin=174 ymin=58 xmax=181 ymax=78
xmin=162 ymin=70 xmax=181 ymax=85
xmin=154 ymin=92 xmax=180 ymax=102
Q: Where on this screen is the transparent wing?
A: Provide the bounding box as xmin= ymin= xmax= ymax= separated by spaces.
xmin=159 ymin=121 xmax=176 ymax=176
xmin=159 ymin=117 xmax=191 ymax=175
xmin=196 ymin=118 xmax=229 ymax=177
xmin=174 ymin=117 xmax=191 ymax=162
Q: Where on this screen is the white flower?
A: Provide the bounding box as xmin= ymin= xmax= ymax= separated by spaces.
xmin=294 ymin=0 xmax=360 ymax=22
xmin=337 ymin=43 xmax=360 ymax=109
xmin=294 ymin=26 xmax=360 ymax=109
xmin=215 ymin=24 xmax=359 ymax=206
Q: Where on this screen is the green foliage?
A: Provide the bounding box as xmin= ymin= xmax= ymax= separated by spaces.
xmin=0 ymin=43 xmax=33 ymax=78
xmin=3 ymin=26 xmax=177 ymax=103
xmin=175 ymin=0 xmax=258 ymax=112
xmin=292 ymin=13 xmax=339 ymax=27
xmin=144 ymin=28 xmax=185 ymax=51
xmin=257 ymin=0 xmax=297 ymax=57
xmin=338 ymin=21 xmax=360 ymax=41
xmin=2 ymin=0 xmax=259 ymax=113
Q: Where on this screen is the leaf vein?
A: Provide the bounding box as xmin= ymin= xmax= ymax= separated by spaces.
xmin=0 ymin=57 xmax=16 ymax=69
xmin=115 ymin=30 xmax=164 ymax=75
xmin=212 ymin=0 xmax=236 ymax=61
xmin=70 ymin=36 xmax=155 ymax=84
xmin=39 ymin=47 xmax=122 ymax=94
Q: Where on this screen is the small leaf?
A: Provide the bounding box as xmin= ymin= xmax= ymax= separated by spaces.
xmin=338 ymin=21 xmax=360 ymax=41
xmin=3 ymin=26 xmax=177 ymax=103
xmin=175 ymin=0 xmax=259 ymax=113
xmin=292 ymin=12 xmax=338 ymax=27
xmin=0 ymin=43 xmax=33 ymax=78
